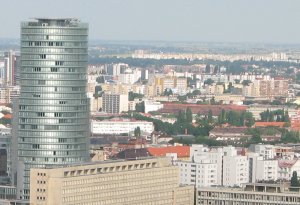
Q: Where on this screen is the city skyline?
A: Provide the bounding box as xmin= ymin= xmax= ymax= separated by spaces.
xmin=0 ymin=0 xmax=300 ymax=44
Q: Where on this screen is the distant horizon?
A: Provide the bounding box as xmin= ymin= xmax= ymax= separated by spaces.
xmin=1 ymin=1 xmax=300 ymax=44
xmin=2 ymin=37 xmax=300 ymax=47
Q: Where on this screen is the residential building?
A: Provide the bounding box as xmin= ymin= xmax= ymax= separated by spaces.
xmin=248 ymin=144 xmax=276 ymax=159
xmin=0 ymin=128 xmax=11 ymax=179
xmin=259 ymin=78 xmax=289 ymax=97
xmin=175 ymin=77 xmax=187 ymax=93
xmin=214 ymin=94 xmax=245 ymax=105
xmin=278 ymin=159 xmax=300 ymax=180
xmin=91 ymin=118 xmax=154 ymax=135
xmin=144 ymin=100 xmax=163 ymax=113
xmin=248 ymin=153 xmax=278 ymax=183
xmin=205 ymin=83 xmax=224 ymax=95
xmin=0 ymin=86 xmax=20 ymax=104
xmin=13 ymin=18 xmax=90 ymax=200
xmin=0 ymin=185 xmax=16 ymax=200
xmin=160 ymin=103 xmax=247 ymax=116
xmin=4 ymin=51 xmax=20 ymax=86
xmin=102 ymin=93 xmax=128 ymax=114
xmin=175 ymin=145 xmax=223 ymax=188
xmin=222 ymin=146 xmax=249 ymax=187
xmin=107 ymin=63 xmax=128 ymax=76
xmin=209 ymin=127 xmax=251 ymax=143
xmin=119 ymin=68 xmax=141 ymax=84
xmin=247 ymin=104 xmax=298 ymax=120
xmin=100 ymin=83 xmax=129 ymax=95
xmin=29 ymin=158 xmax=194 ymax=205
xmin=147 ymin=146 xmax=190 ymax=160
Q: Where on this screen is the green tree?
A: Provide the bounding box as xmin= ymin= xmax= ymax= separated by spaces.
xmin=234 ymin=79 xmax=240 ymax=84
xmin=177 ymin=110 xmax=186 ymax=124
xmin=94 ymin=85 xmax=102 ymax=98
xmin=192 ymin=90 xmax=201 ymax=96
xmin=224 ymin=82 xmax=233 ymax=93
xmin=218 ymin=109 xmax=226 ymax=124
xmin=134 ymin=126 xmax=141 ymax=137
xmin=244 ymin=112 xmax=255 ymax=127
xmin=242 ymin=80 xmax=252 ymax=86
xmin=186 ymin=108 xmax=193 ymax=123
xmin=96 ymin=76 xmax=105 ymax=83
xmin=178 ymin=95 xmax=187 ymax=102
xmin=210 ymin=97 xmax=216 ymax=105
xmin=281 ymin=131 xmax=300 ymax=143
xmin=291 ymin=171 xmax=300 ymax=187
xmin=205 ymin=64 xmax=211 ymax=73
xmin=204 ymin=78 xmax=214 ymax=85
xmin=135 ymin=102 xmax=145 ymax=113
xmin=195 ymin=136 xmax=224 ymax=146
xmin=128 ymin=91 xmax=144 ymax=101
xmin=163 ymin=88 xmax=173 ymax=96
xmin=207 ymin=110 xmax=213 ymax=124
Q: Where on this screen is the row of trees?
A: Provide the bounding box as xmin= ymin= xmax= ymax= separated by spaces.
xmin=260 ymin=109 xmax=290 ymax=123
xmin=245 ymin=127 xmax=300 ymax=144
xmin=217 ymin=110 xmax=255 ymax=127
xmin=125 ymin=111 xmax=212 ymax=137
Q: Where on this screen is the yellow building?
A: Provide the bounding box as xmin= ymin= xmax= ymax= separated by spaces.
xmin=100 ymin=83 xmax=129 ymax=95
xmin=30 ymin=158 xmax=194 ymax=205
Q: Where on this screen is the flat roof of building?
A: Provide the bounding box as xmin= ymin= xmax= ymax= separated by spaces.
xmin=33 ymin=17 xmax=79 ymax=21
xmin=40 ymin=156 xmax=160 ymax=169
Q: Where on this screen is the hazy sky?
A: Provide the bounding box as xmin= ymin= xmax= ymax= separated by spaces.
xmin=1 ymin=0 xmax=300 ymax=43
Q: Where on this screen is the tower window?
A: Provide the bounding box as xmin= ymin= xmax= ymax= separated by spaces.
xmin=51 ymin=67 xmax=58 ymax=72
xmin=33 ymin=67 xmax=41 ymax=72
xmin=55 ymin=61 xmax=63 ymax=66
xmin=38 ymin=80 xmax=45 ymax=85
xmin=40 ymin=54 xmax=46 ymax=59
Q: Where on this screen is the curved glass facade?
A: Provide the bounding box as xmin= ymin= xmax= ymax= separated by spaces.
xmin=18 ymin=18 xmax=90 ymax=199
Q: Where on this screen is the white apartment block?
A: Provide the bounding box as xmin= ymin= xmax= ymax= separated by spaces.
xmin=91 ymin=118 xmax=154 ymax=135
xmin=222 ymin=146 xmax=249 ymax=187
xmin=256 ymin=159 xmax=278 ymax=181
xmin=177 ymin=144 xmax=300 ymax=189
xmin=248 ymin=152 xmax=278 ymax=183
xmin=248 ymin=144 xmax=276 ymax=159
xmin=175 ymin=161 xmax=218 ymax=188
xmin=191 ymin=145 xmax=223 ymax=185
xmin=144 ymin=100 xmax=163 ymax=113
xmin=118 ymin=68 xmax=141 ymax=85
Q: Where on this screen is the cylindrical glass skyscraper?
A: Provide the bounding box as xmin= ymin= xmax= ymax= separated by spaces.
xmin=18 ymin=18 xmax=90 ymax=200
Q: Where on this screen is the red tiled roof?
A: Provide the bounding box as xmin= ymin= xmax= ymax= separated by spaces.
xmin=3 ymin=114 xmax=12 ymax=119
xmin=210 ymin=127 xmax=248 ymax=134
xmin=147 ymin=146 xmax=190 ymax=158
xmin=255 ymin=122 xmax=285 ymax=128
xmin=278 ymin=159 xmax=297 ymax=168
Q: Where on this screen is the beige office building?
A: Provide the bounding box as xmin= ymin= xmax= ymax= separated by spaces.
xmin=30 ymin=158 xmax=194 ymax=205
